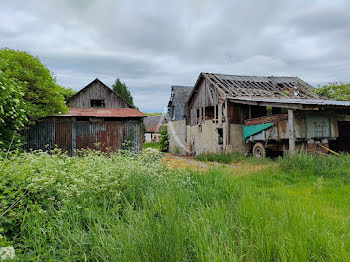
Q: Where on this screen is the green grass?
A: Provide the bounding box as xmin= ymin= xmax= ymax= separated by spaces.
xmin=1 ymin=151 xmax=350 ymax=261
xmin=143 ymin=142 xmax=161 ymax=151
xmin=145 ymin=112 xmax=163 ymax=116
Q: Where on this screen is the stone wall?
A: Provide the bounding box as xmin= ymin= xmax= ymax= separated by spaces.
xmin=168 ymin=120 xmax=188 ymax=154
xmin=185 ymin=121 xmax=251 ymax=155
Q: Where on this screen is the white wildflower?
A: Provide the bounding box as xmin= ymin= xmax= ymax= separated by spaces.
xmin=0 ymin=246 xmax=15 ymax=260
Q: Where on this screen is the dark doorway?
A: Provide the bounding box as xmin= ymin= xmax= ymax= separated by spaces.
xmin=330 ymin=121 xmax=350 ymax=152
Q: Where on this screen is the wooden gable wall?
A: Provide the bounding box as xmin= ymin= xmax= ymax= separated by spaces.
xmin=68 ymin=80 xmax=131 ymax=109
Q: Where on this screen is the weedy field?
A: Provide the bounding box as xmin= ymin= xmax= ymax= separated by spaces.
xmin=1 ymin=149 xmax=350 ymax=261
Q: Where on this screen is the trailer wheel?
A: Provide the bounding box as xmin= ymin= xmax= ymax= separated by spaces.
xmin=253 ymin=143 xmax=266 ymax=158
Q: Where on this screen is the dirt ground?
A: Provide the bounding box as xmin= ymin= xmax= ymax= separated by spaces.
xmin=163 ymin=153 xmax=277 ymax=175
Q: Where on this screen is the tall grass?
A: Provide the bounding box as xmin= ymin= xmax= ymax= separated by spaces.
xmin=195 ymin=152 xmax=271 ymax=165
xmin=1 ymin=151 xmax=350 ymax=261
xmin=143 ymin=142 xmax=161 ymax=151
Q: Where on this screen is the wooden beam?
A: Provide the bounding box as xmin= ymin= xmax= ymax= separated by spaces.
xmin=218 ymin=103 xmax=223 ymax=126
xmin=288 ymin=109 xmax=295 ymax=154
xmin=224 ymin=101 xmax=230 ymax=147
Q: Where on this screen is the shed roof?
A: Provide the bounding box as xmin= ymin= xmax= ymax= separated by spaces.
xmin=144 ymin=115 xmax=166 ymax=133
xmin=192 ymin=72 xmax=319 ymax=100
xmin=56 ymin=108 xmax=146 ymax=118
xmin=227 ymin=97 xmax=350 ymax=110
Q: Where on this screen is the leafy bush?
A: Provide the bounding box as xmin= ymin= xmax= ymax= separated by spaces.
xmin=159 ymin=125 xmax=169 ymax=152
xmin=0 ymin=48 xmax=68 ymax=121
xmin=0 ymin=71 xmax=27 ymax=149
xmin=0 ymin=48 xmax=72 ymax=150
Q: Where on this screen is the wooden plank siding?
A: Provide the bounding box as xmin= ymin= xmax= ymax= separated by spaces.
xmin=188 ymin=79 xmax=222 ymax=126
xmin=68 ymin=80 xmax=131 ymax=109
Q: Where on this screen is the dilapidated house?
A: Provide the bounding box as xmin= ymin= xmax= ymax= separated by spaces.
xmin=144 ymin=114 xmax=167 ymax=142
xmin=167 ymin=85 xmax=193 ymax=154
xmin=25 ymin=78 xmax=145 ymax=154
xmin=169 ymin=73 xmax=350 ymax=156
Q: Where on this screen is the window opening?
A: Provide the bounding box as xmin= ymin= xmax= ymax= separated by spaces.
xmin=91 ymin=99 xmax=105 ymax=108
xmin=217 ymin=128 xmax=223 ymax=145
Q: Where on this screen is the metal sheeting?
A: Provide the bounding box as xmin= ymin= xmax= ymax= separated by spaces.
xmin=24 ymin=121 xmax=55 ymax=151
xmin=230 ymin=97 xmax=350 ymax=107
xmin=24 ymin=120 xmax=142 ymax=154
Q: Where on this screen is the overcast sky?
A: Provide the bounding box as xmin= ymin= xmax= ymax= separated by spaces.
xmin=1 ymin=0 xmax=350 ymax=112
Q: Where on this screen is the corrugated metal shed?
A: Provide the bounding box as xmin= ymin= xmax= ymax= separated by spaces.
xmin=24 ymin=78 xmax=145 ymax=154
xmin=25 ymin=120 xmax=142 ymax=154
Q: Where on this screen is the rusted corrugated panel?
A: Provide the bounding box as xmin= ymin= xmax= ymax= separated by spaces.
xmin=105 ymin=122 xmax=121 ymax=151
xmin=54 ymin=121 xmax=72 ymax=154
xmin=245 ymin=114 xmax=288 ymax=126
xmin=56 ymin=108 xmax=145 ymax=118
xmin=24 ymin=121 xmax=55 ymax=151
xmin=25 ymin=118 xmax=142 ymax=155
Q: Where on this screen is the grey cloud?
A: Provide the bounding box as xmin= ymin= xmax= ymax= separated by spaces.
xmin=1 ymin=0 xmax=350 ymax=112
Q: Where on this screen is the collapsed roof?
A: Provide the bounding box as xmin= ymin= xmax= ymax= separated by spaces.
xmin=193 ymin=72 xmax=319 ymax=100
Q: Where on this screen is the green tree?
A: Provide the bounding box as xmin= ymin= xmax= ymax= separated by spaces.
xmin=0 ymin=48 xmax=68 ymax=122
xmin=112 ymin=78 xmax=134 ymax=106
xmin=314 ymin=83 xmax=350 ymax=101
xmin=60 ymin=86 xmax=76 ymax=102
xmin=0 ymin=70 xmax=27 ymax=149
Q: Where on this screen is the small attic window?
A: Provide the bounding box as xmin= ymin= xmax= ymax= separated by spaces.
xmin=91 ymin=99 xmax=105 ymax=108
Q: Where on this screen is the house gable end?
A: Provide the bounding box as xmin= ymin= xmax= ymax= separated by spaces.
xmin=67 ymin=78 xmax=134 ymax=109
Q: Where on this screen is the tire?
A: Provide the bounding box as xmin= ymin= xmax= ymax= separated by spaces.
xmin=253 ymin=142 xmax=266 ymax=158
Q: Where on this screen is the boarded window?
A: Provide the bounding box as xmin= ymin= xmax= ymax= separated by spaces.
xmin=91 ymin=99 xmax=105 ymax=108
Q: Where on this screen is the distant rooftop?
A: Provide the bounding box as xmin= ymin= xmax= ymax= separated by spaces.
xmin=144 ymin=115 xmax=166 ymax=133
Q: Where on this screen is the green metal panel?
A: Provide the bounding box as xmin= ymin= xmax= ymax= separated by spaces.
xmin=243 ymin=123 xmax=273 ymax=141
xmin=305 ymin=116 xmax=330 ymax=139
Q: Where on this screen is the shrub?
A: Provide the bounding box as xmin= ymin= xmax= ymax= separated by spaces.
xmin=159 ymin=125 xmax=169 ymax=152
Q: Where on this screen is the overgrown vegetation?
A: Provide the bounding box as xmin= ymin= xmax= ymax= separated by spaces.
xmin=0 ymin=72 xmax=27 ymax=149
xmin=0 ymin=48 xmax=68 ymax=121
xmin=1 ymin=151 xmax=350 ymax=261
xmin=0 ymin=48 xmax=74 ymax=150
xmin=159 ymin=125 xmax=169 ymax=152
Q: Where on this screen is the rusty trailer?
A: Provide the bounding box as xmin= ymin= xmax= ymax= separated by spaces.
xmin=243 ymin=113 xmax=339 ymax=157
